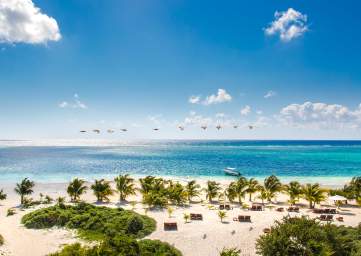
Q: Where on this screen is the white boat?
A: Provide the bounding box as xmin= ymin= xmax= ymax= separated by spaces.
xmin=224 ymin=167 xmax=241 ymax=176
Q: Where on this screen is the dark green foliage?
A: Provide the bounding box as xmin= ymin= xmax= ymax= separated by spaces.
xmin=49 ymin=236 xmax=182 ymax=256
xmin=0 ymin=189 xmax=6 ymax=201
xmin=256 ymin=216 xmax=361 ymax=256
xmin=0 ymin=234 xmax=3 ymax=246
xmin=21 ymin=202 xmax=155 ymax=240
xmin=219 ymin=247 xmax=241 ymax=256
xmin=15 ymin=178 xmax=35 ymax=205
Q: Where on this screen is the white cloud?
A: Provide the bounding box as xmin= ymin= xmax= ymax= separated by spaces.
xmin=189 ymin=95 xmax=200 ymax=104
xmin=215 ymin=113 xmax=225 ymax=118
xmin=183 ymin=111 xmax=212 ymax=126
xmin=59 ymin=94 xmax=87 ymax=109
xmin=203 ymin=89 xmax=232 ymax=105
xmin=265 ymin=8 xmax=308 ymax=42
xmin=256 ymin=110 xmax=263 ymax=115
xmin=279 ymin=102 xmax=361 ymax=129
xmin=264 ymin=90 xmax=277 ymax=99
xmin=240 ymin=105 xmax=251 ymax=116
xmin=0 ymin=0 xmax=61 ymax=44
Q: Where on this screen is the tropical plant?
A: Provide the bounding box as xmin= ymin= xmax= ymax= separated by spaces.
xmin=218 ymin=210 xmax=227 ymax=223
xmin=167 ymin=182 xmax=187 ymax=205
xmin=67 ymin=178 xmax=87 ymax=202
xmin=44 ymin=195 xmax=54 ymax=204
xmin=183 ymin=213 xmax=190 ymax=223
xmin=91 ymin=179 xmax=114 ymax=203
xmin=256 ymin=216 xmax=361 ymax=256
xmin=257 ymin=185 xmax=270 ymax=204
xmin=263 ymin=175 xmax=282 ymax=202
xmin=130 ymin=201 xmax=137 ymax=210
xmin=234 ymin=177 xmax=248 ymax=204
xmin=56 ymin=196 xmax=66 ymax=207
xmin=204 ymin=181 xmax=221 ymax=202
xmin=219 ymin=247 xmax=241 ymax=256
xmin=14 ymin=178 xmax=35 ymax=205
xmin=167 ymin=206 xmax=174 ymax=218
xmin=302 ymin=183 xmax=326 ymax=209
xmin=0 ymin=234 xmax=3 ymax=246
xmin=226 ymin=182 xmax=238 ymax=203
xmin=284 ymin=181 xmax=303 ymax=205
xmin=0 ymin=189 xmax=6 ymax=201
xmin=114 ymin=174 xmax=136 ymax=202
xmin=7 ymin=208 xmax=16 ymax=216
xmin=246 ymin=178 xmax=259 ymax=201
xmin=185 ymin=180 xmax=201 ymax=202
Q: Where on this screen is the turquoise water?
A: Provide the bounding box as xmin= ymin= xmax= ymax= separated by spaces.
xmin=0 ymin=140 xmax=360 ymax=185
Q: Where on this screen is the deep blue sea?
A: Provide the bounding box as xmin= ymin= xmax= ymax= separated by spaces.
xmin=0 ymin=140 xmax=360 ymax=185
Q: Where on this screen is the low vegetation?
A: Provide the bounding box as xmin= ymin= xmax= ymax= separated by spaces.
xmin=22 ymin=202 xmax=181 ymax=255
xmin=49 ymin=236 xmax=182 ymax=256
xmin=256 ymin=216 xmax=361 ymax=256
xmin=0 ymin=189 xmax=6 ymax=202
xmin=0 ymin=234 xmax=3 ymax=246
xmin=22 ymin=202 xmax=155 ymax=240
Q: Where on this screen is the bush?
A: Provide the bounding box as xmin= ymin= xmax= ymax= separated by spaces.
xmin=7 ymin=208 xmax=16 ymax=216
xmin=50 ymin=235 xmax=182 ymax=256
xmin=256 ymin=216 xmax=361 ymax=256
xmin=22 ymin=202 xmax=155 ymax=240
xmin=0 ymin=234 xmax=3 ymax=246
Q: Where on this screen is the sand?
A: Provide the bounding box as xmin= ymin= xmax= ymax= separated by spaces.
xmin=0 ymin=180 xmax=360 ymax=256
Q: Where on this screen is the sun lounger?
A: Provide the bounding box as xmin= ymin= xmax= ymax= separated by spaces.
xmin=276 ymin=207 xmax=284 ymax=212
xmin=190 ymin=213 xmax=203 ymax=220
xmin=225 ymin=204 xmax=232 ymax=210
xmin=164 ymin=222 xmax=178 ymax=231
xmin=250 ymin=204 xmax=263 ymax=211
xmin=263 ymin=228 xmax=271 ymax=234
xmin=219 ymin=205 xmax=225 ymax=210
xmin=238 ymin=215 xmax=251 ymax=222
xmin=319 ymin=215 xmax=327 ymax=221
xmin=326 ymin=215 xmax=333 ymax=221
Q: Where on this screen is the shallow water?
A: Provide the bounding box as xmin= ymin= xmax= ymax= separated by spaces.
xmin=0 ymin=140 xmax=360 ymax=185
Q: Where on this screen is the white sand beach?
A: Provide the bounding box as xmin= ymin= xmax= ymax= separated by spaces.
xmin=0 ymin=180 xmax=360 ymax=256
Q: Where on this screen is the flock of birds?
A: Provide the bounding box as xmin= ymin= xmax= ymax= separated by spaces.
xmin=79 ymin=125 xmax=254 ymax=134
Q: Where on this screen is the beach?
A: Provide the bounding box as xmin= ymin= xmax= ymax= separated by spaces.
xmin=1 ymin=179 xmax=360 ymax=256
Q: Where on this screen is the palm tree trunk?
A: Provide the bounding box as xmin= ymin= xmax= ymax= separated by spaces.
xmin=249 ymin=193 xmax=252 ymax=202
xmin=21 ymin=195 xmax=24 ymax=205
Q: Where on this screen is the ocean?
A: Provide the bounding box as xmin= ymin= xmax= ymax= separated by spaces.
xmin=0 ymin=140 xmax=360 ymax=186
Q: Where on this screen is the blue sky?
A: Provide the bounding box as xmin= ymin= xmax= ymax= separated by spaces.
xmin=0 ymin=0 xmax=361 ymax=140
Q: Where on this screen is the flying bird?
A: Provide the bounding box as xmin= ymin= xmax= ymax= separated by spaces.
xmin=233 ymin=125 xmax=238 ymax=129
xmin=80 ymin=130 xmax=87 ymax=133
xmin=216 ymin=125 xmax=222 ymax=130
xmin=120 ymin=129 xmax=127 ymax=132
xmin=93 ymin=129 xmax=100 ymax=134
xmin=107 ymin=129 xmax=114 ymax=133
xmin=178 ymin=126 xmax=185 ymax=131
xmin=153 ymin=128 xmax=159 ymax=131
xmin=248 ymin=125 xmax=254 ymax=130
xmin=201 ymin=125 xmax=207 ymax=130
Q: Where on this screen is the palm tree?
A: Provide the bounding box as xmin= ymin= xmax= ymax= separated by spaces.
xmin=114 ymin=174 xmax=136 ymax=202
xmin=204 ymin=181 xmax=221 ymax=202
xmin=246 ymin=178 xmax=259 ymax=201
xmin=91 ymin=179 xmax=114 ymax=202
xmin=234 ymin=177 xmax=248 ymax=204
xmin=14 ymin=178 xmax=35 ymax=205
xmin=264 ymin=175 xmax=282 ymax=202
xmin=56 ymin=196 xmax=65 ymax=206
xmin=67 ymin=178 xmax=87 ymax=202
xmin=226 ymin=182 xmax=237 ymax=203
xmin=284 ymin=181 xmax=303 ymax=205
xmin=0 ymin=189 xmax=6 ymax=201
xmin=302 ymin=183 xmax=326 ymax=209
xmin=257 ymin=185 xmax=269 ymax=204
xmin=218 ymin=210 xmax=227 ymax=223
xmin=167 ymin=206 xmax=174 ymax=218
xmin=185 ymin=180 xmax=201 ymax=202
xmin=183 ymin=213 xmax=190 ymax=223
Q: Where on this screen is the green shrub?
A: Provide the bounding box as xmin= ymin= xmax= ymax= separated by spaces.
xmin=256 ymin=216 xmax=361 ymax=256
xmin=22 ymin=203 xmax=155 ymax=240
xmin=7 ymin=208 xmax=16 ymax=216
xmin=50 ymin=235 xmax=182 ymax=256
xmin=0 ymin=234 xmax=3 ymax=246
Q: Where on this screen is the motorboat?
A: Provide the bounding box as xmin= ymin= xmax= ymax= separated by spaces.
xmin=224 ymin=167 xmax=241 ymax=176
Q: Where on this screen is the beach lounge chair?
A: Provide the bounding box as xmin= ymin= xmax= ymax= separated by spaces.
xmin=245 ymin=215 xmax=251 ymax=222
xmin=276 ymin=207 xmax=284 ymax=212
xmin=190 ymin=213 xmax=203 ymax=220
xmin=319 ymin=215 xmax=327 ymax=221
xmin=164 ymin=222 xmax=178 ymax=231
xmin=294 ymin=207 xmax=300 ymax=212
xmin=225 ymin=204 xmax=232 ymax=210
xmin=287 ymin=207 xmax=294 ymax=212
xmin=263 ymin=228 xmax=271 ymax=234
xmin=238 ymin=215 xmax=245 ymax=222
xmin=238 ymin=215 xmax=251 ymax=222
xmin=326 ymin=215 xmax=333 ymax=221
xmin=330 ymin=209 xmax=337 ymax=214
xmin=219 ymin=205 xmax=225 ymax=210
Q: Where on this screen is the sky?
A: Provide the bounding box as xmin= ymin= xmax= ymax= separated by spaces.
xmin=0 ymin=0 xmax=361 ymax=140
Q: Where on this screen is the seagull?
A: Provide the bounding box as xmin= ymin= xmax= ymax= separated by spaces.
xmin=233 ymin=125 xmax=238 ymax=129
xmin=93 ymin=129 xmax=100 ymax=134
xmin=178 ymin=126 xmax=185 ymax=131
xmin=201 ymin=125 xmax=207 ymax=130
xmin=120 ymin=129 xmax=127 ymax=132
xmin=216 ymin=125 xmax=222 ymax=130
xmin=248 ymin=125 xmax=254 ymax=130
xmin=80 ymin=130 xmax=87 ymax=133
xmin=153 ymin=128 xmax=159 ymax=131
xmin=107 ymin=129 xmax=114 ymax=133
